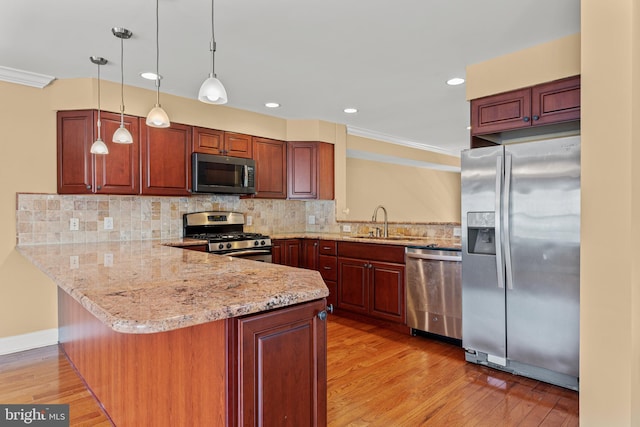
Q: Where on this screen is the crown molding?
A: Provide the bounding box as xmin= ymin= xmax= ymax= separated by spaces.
xmin=346 ymin=149 xmax=461 ymax=173
xmin=346 ymin=125 xmax=463 ymax=158
xmin=0 ymin=66 xmax=56 ymax=88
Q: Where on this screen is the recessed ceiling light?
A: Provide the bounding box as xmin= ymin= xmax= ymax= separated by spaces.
xmin=265 ymin=102 xmax=280 ymax=108
xmin=446 ymin=77 xmax=465 ymax=86
xmin=344 ymin=108 xmax=358 ymax=114
xmin=466 ymin=126 xmax=472 ymax=130
xmin=140 ymin=72 xmax=162 ymax=80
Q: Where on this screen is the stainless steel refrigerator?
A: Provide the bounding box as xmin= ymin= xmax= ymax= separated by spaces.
xmin=461 ymin=135 xmax=580 ymax=390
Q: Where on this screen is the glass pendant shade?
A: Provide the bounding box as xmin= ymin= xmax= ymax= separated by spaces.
xmin=146 ymin=105 xmax=170 ymax=128
xmin=113 ymin=125 xmax=133 ymax=143
xmin=90 ymin=137 xmax=109 ymax=154
xmin=198 ymin=74 xmax=228 ymax=104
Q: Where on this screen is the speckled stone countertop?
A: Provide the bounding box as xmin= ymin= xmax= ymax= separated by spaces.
xmin=268 ymin=232 xmax=462 ymax=250
xmin=17 ymin=241 xmax=329 ymax=334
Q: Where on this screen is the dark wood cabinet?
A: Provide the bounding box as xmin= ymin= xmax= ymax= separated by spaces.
xmin=57 ymin=110 xmax=139 ymax=195
xmin=272 ymin=239 xmax=301 ymax=268
xmin=470 ymin=75 xmax=580 ymax=137
xmin=318 ymin=240 xmax=337 ymax=309
xmin=192 ymin=128 xmax=252 ymax=158
xmin=301 ymin=239 xmax=319 ymax=270
xmin=337 ymin=242 xmax=405 ymax=324
xmin=287 ymin=141 xmax=334 ymax=200
xmin=235 ymin=299 xmax=327 ymax=426
xmin=140 ymin=121 xmax=192 ymax=196
xmin=251 ymin=137 xmax=287 ymax=199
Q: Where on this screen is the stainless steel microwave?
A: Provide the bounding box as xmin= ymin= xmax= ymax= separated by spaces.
xmin=192 ymin=153 xmax=256 ymax=194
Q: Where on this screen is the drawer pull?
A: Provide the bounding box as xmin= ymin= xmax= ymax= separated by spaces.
xmin=323 ymin=266 xmax=332 ymax=270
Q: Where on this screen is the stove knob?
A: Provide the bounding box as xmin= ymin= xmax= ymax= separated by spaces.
xmin=226 ymin=243 xmax=232 ymax=249
xmin=254 ymin=240 xmax=260 ymax=246
xmin=260 ymin=240 xmax=266 ymax=246
xmin=218 ymin=243 xmax=224 ymax=250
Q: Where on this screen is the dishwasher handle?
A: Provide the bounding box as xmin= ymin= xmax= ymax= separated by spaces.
xmin=405 ymin=252 xmax=461 ymax=262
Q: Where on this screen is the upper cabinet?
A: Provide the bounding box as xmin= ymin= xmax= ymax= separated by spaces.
xmin=287 ymin=141 xmax=334 ymax=200
xmin=57 ymin=110 xmax=140 ymax=195
xmin=251 ymin=137 xmax=287 ymax=199
xmin=192 ymin=127 xmax=252 ymax=159
xmin=470 ymin=75 xmax=580 ymax=137
xmin=140 ymin=122 xmax=192 ymax=196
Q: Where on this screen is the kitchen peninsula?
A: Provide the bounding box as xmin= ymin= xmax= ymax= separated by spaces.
xmin=17 ymin=241 xmax=329 ymax=426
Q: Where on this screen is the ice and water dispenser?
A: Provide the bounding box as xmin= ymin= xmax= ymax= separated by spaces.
xmin=467 ymin=212 xmax=496 ymax=255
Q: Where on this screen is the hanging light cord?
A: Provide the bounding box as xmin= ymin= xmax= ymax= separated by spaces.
xmin=120 ymin=37 xmax=126 ymax=123
xmin=155 ymin=0 xmax=161 ymax=106
xmin=210 ymin=0 xmax=216 ymax=78
xmin=97 ymin=62 xmax=102 ymax=138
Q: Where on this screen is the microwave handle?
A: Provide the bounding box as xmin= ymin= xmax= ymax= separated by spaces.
xmin=242 ymin=164 xmax=248 ymax=188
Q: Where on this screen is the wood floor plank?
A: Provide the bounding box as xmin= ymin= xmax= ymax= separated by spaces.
xmin=0 ymin=315 xmax=578 ymax=426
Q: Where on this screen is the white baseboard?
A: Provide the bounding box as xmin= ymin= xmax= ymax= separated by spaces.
xmin=0 ymin=328 xmax=58 ymax=355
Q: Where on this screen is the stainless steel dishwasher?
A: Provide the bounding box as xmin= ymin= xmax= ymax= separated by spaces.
xmin=405 ymin=246 xmax=462 ymax=340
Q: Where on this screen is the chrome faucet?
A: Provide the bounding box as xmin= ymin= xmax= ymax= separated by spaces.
xmin=371 ymin=205 xmax=388 ymax=238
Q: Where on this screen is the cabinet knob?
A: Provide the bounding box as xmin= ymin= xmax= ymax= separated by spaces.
xmin=86 ymin=185 xmax=91 ymax=190
xmin=327 ymin=304 xmax=334 ymax=314
xmin=523 ymin=116 xmax=530 ymax=122
xmin=96 ymin=185 xmax=102 ymax=191
xmin=318 ymin=310 xmax=328 ymax=321
xmin=533 ymin=115 xmax=540 ymax=121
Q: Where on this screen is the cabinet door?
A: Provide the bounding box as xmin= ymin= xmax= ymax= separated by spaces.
xmin=284 ymin=239 xmax=301 ymax=268
xmin=236 ymin=299 xmax=327 ymax=427
xmin=470 ymin=88 xmax=532 ymax=135
xmin=252 ymin=137 xmax=287 ymax=199
xmin=531 ymin=75 xmax=581 ymax=126
xmin=271 ymin=240 xmax=284 ymax=265
xmin=301 ymin=239 xmax=319 ymax=270
xmin=95 ymin=111 xmax=140 ymax=195
xmin=288 ymin=142 xmax=318 ymax=199
xmin=338 ymin=257 xmax=368 ymax=314
xmin=317 ymin=142 xmax=334 ymax=200
xmin=192 ymin=127 xmax=224 ymax=155
xmin=325 ymin=280 xmax=337 ymax=309
xmin=140 ymin=122 xmax=192 ymax=196
xmin=57 ymin=110 xmax=94 ymax=194
xmin=224 ymin=132 xmax=253 ymax=158
xmin=369 ymin=261 xmax=405 ymax=323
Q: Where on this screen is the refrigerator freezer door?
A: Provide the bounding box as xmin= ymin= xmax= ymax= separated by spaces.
xmin=504 ymin=136 xmax=580 ymax=377
xmin=461 ymin=145 xmax=506 ymax=358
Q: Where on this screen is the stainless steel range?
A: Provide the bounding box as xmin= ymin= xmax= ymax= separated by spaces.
xmin=183 ymin=211 xmax=272 ymax=262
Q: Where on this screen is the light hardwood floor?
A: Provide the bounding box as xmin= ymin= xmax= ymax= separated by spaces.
xmin=0 ymin=315 xmax=578 ymax=426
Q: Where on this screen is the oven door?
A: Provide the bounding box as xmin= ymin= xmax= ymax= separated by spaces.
xmin=224 ymin=249 xmax=272 ymax=263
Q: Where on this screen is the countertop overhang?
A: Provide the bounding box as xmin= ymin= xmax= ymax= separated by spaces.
xmin=17 ymin=241 xmax=329 ymax=334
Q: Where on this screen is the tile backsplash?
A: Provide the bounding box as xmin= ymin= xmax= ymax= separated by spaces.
xmin=15 ymin=193 xmax=459 ymax=245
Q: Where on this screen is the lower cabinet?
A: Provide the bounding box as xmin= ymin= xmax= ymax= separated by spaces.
xmin=272 ymin=239 xmax=301 ymax=267
xmin=337 ymin=242 xmax=406 ymax=324
xmin=234 ymin=299 xmax=327 ymax=426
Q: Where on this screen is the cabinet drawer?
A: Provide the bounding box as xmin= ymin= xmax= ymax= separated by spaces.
xmin=319 ymin=240 xmax=337 ymax=256
xmin=319 ymin=255 xmax=337 ymax=281
xmin=337 ymin=241 xmax=405 ymax=264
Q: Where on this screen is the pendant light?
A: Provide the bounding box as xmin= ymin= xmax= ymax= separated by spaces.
xmin=112 ymin=27 xmax=134 ymax=143
xmin=90 ymin=56 xmax=109 ymax=155
xmin=198 ymin=0 xmax=228 ymax=104
xmin=146 ymin=0 xmax=170 ymax=128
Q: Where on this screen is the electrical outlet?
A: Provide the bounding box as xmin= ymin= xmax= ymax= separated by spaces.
xmin=69 ymin=218 xmax=79 ymax=231
xmin=453 ymin=227 xmax=462 ymax=237
xmin=104 ymin=217 xmax=114 ymax=230
xmin=104 ymin=253 xmax=114 ymax=267
xmin=69 ymin=255 xmax=79 ymax=269
xmin=246 ymin=215 xmax=253 ymax=226
xmin=343 ymin=224 xmax=352 ymax=233
xmin=308 ymin=215 xmax=316 ymax=225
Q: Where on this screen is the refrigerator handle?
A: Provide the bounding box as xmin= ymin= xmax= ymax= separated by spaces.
xmin=503 ymin=154 xmax=514 ymax=290
xmin=495 ymin=156 xmax=505 ymax=289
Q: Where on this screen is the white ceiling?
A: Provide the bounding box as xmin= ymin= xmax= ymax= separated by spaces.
xmin=1 ymin=0 xmax=580 ymax=156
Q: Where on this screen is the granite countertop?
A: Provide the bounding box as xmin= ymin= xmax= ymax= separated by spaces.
xmin=17 ymin=241 xmax=328 ymax=334
xmin=268 ymin=232 xmax=462 ymax=250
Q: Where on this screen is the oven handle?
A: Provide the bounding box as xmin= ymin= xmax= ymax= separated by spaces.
xmin=225 ymin=249 xmax=272 ymax=257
